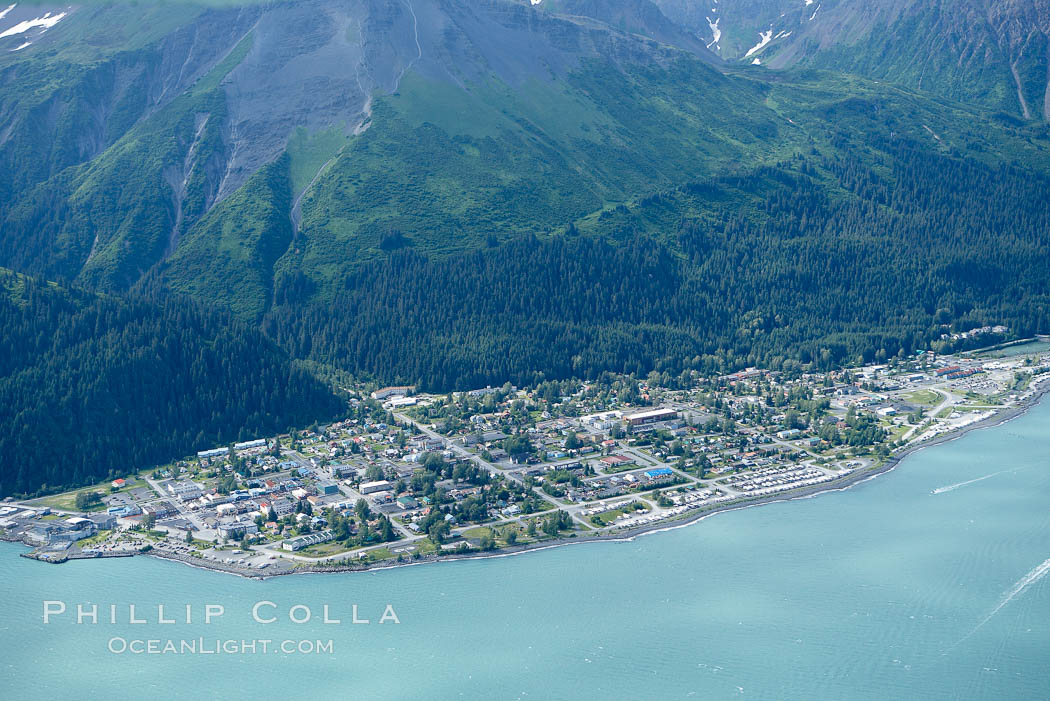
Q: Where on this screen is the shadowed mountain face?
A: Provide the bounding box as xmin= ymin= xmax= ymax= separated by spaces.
xmin=654 ymin=0 xmax=1050 ymax=119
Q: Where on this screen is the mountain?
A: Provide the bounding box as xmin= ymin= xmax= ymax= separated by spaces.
xmin=654 ymin=0 xmax=1050 ymax=119
xmin=1 ymin=0 xmax=1050 ymax=492
xmin=1 ymin=0 xmax=759 ymax=312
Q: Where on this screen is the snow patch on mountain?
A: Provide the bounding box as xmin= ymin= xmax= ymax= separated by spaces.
xmin=0 ymin=10 xmax=67 ymax=38
xmin=744 ymin=28 xmax=773 ymax=58
xmin=706 ymin=16 xmax=721 ymax=49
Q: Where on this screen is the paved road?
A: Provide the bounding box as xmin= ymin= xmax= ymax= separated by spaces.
xmin=394 ymin=411 xmax=594 ymax=526
xmin=145 ymin=476 xmax=215 ymax=541
xmin=901 ymin=385 xmax=955 ymax=441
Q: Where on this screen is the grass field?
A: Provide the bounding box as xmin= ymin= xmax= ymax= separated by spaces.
xmin=589 ymin=502 xmax=649 ymax=526
xmin=30 ymin=476 xmax=152 ymax=512
xmin=903 ymin=390 xmax=941 ymax=407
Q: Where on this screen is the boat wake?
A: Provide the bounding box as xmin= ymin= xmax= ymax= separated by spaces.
xmin=945 ymin=557 xmax=1050 ymax=653
xmin=932 ymin=470 xmax=1007 ymax=495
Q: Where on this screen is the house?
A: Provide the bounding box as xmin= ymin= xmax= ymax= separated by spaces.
xmin=111 ymin=478 xmax=127 ymax=489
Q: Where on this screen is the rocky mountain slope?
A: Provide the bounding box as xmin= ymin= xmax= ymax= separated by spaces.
xmin=655 ymin=0 xmax=1050 ymax=119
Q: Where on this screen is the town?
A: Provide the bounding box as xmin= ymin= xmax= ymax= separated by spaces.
xmin=4 ymin=337 xmax=1049 ymax=576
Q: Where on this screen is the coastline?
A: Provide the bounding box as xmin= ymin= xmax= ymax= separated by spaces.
xmin=135 ymin=377 xmax=1050 ymax=579
xmin=7 ymin=379 xmax=1046 ymax=580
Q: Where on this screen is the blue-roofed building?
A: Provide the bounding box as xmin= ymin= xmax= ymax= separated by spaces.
xmin=644 ymin=468 xmax=673 ymax=479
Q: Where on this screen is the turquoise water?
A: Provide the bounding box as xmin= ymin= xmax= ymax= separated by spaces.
xmin=3 ymin=401 xmax=1050 ymax=700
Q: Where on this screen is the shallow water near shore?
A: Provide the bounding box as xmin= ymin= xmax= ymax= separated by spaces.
xmin=2 ymin=398 xmax=1049 ymax=700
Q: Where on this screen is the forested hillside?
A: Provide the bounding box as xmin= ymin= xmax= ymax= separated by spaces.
xmin=264 ymin=142 xmax=1050 ymax=390
xmin=1 ymin=0 xmax=1050 ymax=494
xmin=0 ymin=270 xmax=343 ymax=496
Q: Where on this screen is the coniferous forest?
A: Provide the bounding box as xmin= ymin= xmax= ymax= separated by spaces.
xmin=264 ymin=145 xmax=1050 ymax=390
xmin=0 ymin=271 xmax=342 ymax=496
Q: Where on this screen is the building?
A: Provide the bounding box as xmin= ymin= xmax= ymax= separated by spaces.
xmin=168 ymin=481 xmax=203 ymax=501
xmin=360 ymin=480 xmax=393 ymax=495
xmin=216 ymin=503 xmax=238 ymax=517
xmin=234 ymin=439 xmax=268 ymax=451
xmin=644 ymin=468 xmax=674 ymax=479
xmin=90 ymin=513 xmax=118 ymax=530
xmin=282 ymin=529 xmax=336 ymax=551
xmin=721 ymin=368 xmax=767 ymax=383
xmin=625 ymin=408 xmax=679 ymax=427
xmin=316 ymin=481 xmax=340 ymax=496
xmin=217 ymin=519 xmax=259 ymax=540
xmin=331 ymin=465 xmax=356 ymax=479
xmin=270 ymin=499 xmax=295 ymax=517
xmin=599 ymin=455 xmax=635 ymax=470
xmin=143 ymin=501 xmax=177 ymax=519
xmin=197 ymin=447 xmax=230 ymax=459
xmin=370 ymin=386 xmax=414 ymax=401
xmin=64 ymin=517 xmax=96 ymax=533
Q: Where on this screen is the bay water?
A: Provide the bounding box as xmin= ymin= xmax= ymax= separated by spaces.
xmin=2 ymin=399 xmax=1049 ymax=699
